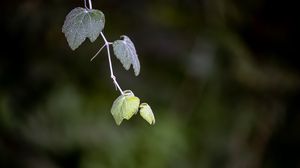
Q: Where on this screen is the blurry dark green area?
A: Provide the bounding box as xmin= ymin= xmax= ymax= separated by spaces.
xmin=1 ymin=0 xmax=300 ymax=167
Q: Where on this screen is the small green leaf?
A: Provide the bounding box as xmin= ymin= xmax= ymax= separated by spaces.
xmin=112 ymin=36 xmax=140 ymax=76
xmin=122 ymin=92 xmax=140 ymax=120
xmin=110 ymin=90 xmax=140 ymax=125
xmin=110 ymin=94 xmax=126 ymax=125
xmin=139 ymin=103 xmax=155 ymax=125
xmin=62 ymin=7 xmax=105 ymax=50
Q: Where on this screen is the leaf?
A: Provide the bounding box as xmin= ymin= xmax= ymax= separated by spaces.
xmin=62 ymin=7 xmax=105 ymax=50
xmin=110 ymin=94 xmax=126 ymax=125
xmin=122 ymin=92 xmax=140 ymax=120
xmin=139 ymin=103 xmax=155 ymax=125
xmin=110 ymin=90 xmax=140 ymax=125
xmin=112 ymin=36 xmax=140 ymax=76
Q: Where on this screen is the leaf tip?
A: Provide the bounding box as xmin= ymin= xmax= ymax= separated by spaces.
xmin=134 ymin=69 xmax=140 ymax=76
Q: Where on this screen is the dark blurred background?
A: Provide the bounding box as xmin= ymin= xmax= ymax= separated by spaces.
xmin=1 ymin=0 xmax=300 ymax=168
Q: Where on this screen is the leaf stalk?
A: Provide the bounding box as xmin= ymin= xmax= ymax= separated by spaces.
xmin=100 ymin=32 xmax=124 ymax=95
xmin=86 ymin=0 xmax=123 ymax=95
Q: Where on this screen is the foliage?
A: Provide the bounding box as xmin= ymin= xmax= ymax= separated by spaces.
xmin=1 ymin=0 xmax=300 ymax=167
xmin=113 ymin=36 xmax=140 ymax=76
xmin=62 ymin=2 xmax=154 ymax=125
xmin=111 ymin=90 xmax=140 ymax=125
xmin=62 ymin=7 xmax=105 ymax=50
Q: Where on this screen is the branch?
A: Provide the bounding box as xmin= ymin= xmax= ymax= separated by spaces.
xmin=88 ymin=0 xmax=92 ymax=9
xmin=90 ymin=43 xmax=106 ymax=61
xmin=86 ymin=0 xmax=123 ymax=95
xmin=100 ymin=32 xmax=124 ymax=95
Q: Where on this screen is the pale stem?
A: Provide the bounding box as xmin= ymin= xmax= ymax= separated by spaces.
xmin=100 ymin=32 xmax=124 ymax=95
xmin=85 ymin=0 xmax=123 ymax=95
xmin=90 ymin=43 xmax=106 ymax=61
xmin=88 ymin=0 xmax=92 ymax=9
xmin=84 ymin=0 xmax=87 ymax=9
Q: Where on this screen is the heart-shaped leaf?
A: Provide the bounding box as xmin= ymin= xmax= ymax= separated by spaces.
xmin=111 ymin=90 xmax=140 ymax=125
xmin=62 ymin=7 xmax=105 ymax=50
xmin=112 ymin=36 xmax=140 ymax=76
xmin=139 ymin=103 xmax=155 ymax=125
xmin=110 ymin=94 xmax=125 ymax=125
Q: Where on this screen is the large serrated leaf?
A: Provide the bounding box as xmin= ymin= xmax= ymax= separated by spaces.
xmin=62 ymin=7 xmax=105 ymax=50
xmin=112 ymin=36 xmax=140 ymax=76
xmin=110 ymin=90 xmax=140 ymax=125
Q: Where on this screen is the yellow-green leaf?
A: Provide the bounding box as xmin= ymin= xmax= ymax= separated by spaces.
xmin=110 ymin=90 xmax=140 ymax=125
xmin=139 ymin=103 xmax=155 ymax=125
xmin=122 ymin=94 xmax=140 ymax=120
xmin=111 ymin=94 xmax=126 ymax=125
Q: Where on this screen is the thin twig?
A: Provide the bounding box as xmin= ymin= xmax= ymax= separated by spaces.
xmin=90 ymin=43 xmax=106 ymax=61
xmin=84 ymin=0 xmax=87 ymax=8
xmin=88 ymin=0 xmax=92 ymax=9
xmin=101 ymin=32 xmax=124 ymax=95
xmin=86 ymin=0 xmax=123 ymax=95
